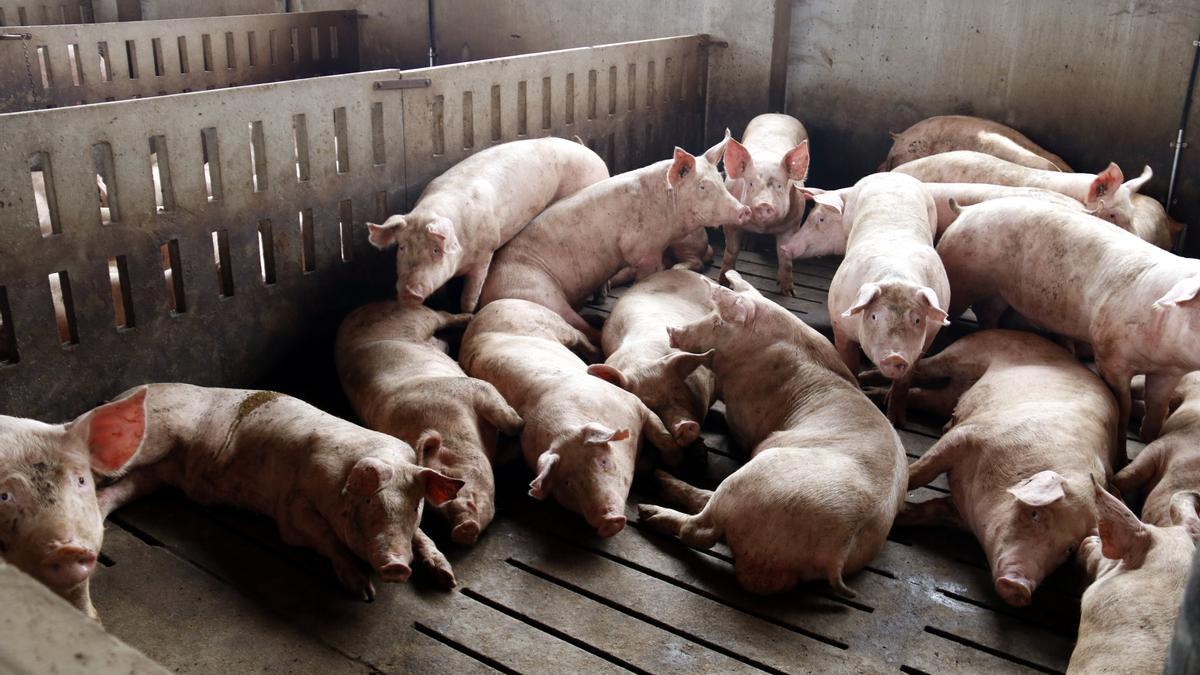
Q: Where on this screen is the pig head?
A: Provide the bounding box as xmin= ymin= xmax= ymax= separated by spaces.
xmin=368 ymin=214 xmax=462 ymax=306
xmin=778 ymin=187 xmax=848 ymax=259
xmin=0 ymin=388 xmax=148 ymax=618
xmin=527 ymin=423 xmax=636 ymax=538
xmin=587 ymin=351 xmax=715 ymax=446
xmin=723 ymin=136 xmax=810 ymax=227
xmin=841 ymin=282 xmax=948 ymax=379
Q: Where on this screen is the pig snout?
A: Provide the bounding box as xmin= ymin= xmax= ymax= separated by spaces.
xmin=734 ymin=204 xmax=752 ymax=224
xmin=377 ymin=555 xmax=413 ymax=583
xmin=451 ymin=519 xmax=481 ymax=545
xmin=41 ymin=544 xmax=98 ymax=589
xmin=446 ymin=497 xmax=484 ymax=544
xmin=672 ymin=419 xmax=701 ymax=445
xmin=752 ymin=202 xmax=777 ymax=223
xmin=397 ymin=285 xmax=426 ymax=306
xmin=994 ymin=573 xmax=1035 ymax=607
xmin=878 ymin=353 xmax=911 ymax=379
xmin=592 ymin=513 xmax=628 ymax=538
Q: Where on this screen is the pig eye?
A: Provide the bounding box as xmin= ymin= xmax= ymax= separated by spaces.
xmin=913 ymin=316 xmax=922 ymax=326
xmin=1029 ymin=509 xmax=1040 ymax=522
xmin=76 ymin=475 xmax=87 ymax=487
xmin=0 ymin=491 xmax=11 ymax=503
xmin=870 ymin=313 xmax=877 ymax=322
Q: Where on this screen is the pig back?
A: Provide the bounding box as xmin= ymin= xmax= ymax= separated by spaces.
xmin=602 ymin=270 xmax=716 ymax=355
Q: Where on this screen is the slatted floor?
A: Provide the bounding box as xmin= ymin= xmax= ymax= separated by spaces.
xmin=89 ymin=248 xmax=1137 ymax=674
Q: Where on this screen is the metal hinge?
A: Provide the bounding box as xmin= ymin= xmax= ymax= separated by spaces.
xmin=0 ymin=33 xmax=32 ymax=41
xmin=374 ymin=76 xmax=432 ymax=91
xmin=1172 ymin=140 xmax=1189 ymax=149
xmin=699 ymin=34 xmax=729 ymax=49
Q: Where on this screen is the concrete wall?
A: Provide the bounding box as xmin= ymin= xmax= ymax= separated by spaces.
xmin=788 ymin=0 xmax=1200 ymax=254
xmin=292 ymin=0 xmax=429 ymax=69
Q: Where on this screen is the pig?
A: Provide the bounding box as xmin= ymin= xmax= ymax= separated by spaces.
xmin=459 ymin=299 xmax=678 ymax=537
xmin=1131 ymin=193 xmax=1185 ymax=251
xmin=588 ymin=269 xmax=718 ymax=446
xmin=367 ymin=137 xmax=609 ymax=311
xmin=893 ymin=150 xmax=1152 ymax=229
xmin=96 ymin=384 xmax=464 ymax=601
xmin=335 ymin=302 xmax=524 ymax=544
xmin=880 ymin=115 xmax=1072 ymax=172
xmin=936 ymin=196 xmax=1200 ymax=446
xmin=827 ymin=172 xmax=950 ymax=427
xmin=1068 ymin=483 xmax=1199 ymax=674
xmin=1115 ymin=372 xmax=1200 ymax=527
xmin=719 ymin=114 xmax=811 ymax=295
xmin=666 ymin=227 xmax=715 ymax=273
xmin=478 ymin=141 xmax=752 ymax=339
xmin=779 ymin=183 xmax=1083 ymax=259
xmin=0 ymin=388 xmax=149 ymax=619
xmin=880 ymin=330 xmax=1118 ymax=606
xmin=638 ymin=272 xmax=906 ymax=595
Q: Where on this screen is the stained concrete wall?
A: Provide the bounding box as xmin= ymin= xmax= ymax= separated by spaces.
xmin=788 ymin=0 xmax=1200 ymax=254
xmin=292 ymin=0 xmax=430 ymax=69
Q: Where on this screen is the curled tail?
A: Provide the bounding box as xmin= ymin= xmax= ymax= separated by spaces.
xmin=948 ymin=197 xmax=963 ymax=215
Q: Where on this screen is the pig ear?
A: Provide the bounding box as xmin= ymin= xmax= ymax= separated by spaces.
xmin=663 ymin=349 xmax=715 ymax=377
xmin=1093 ymin=480 xmax=1151 ymax=566
xmin=586 ymin=364 xmax=630 ymax=390
xmin=73 ymin=387 xmax=149 ymax=476
xmin=842 ymin=283 xmax=882 ymax=317
xmin=799 ymin=187 xmax=843 ymax=214
xmin=703 ymin=128 xmax=732 ymax=165
xmin=1007 ymin=470 xmax=1067 ymax=506
xmin=1169 ymin=491 xmax=1200 ymax=540
xmin=1122 ymin=165 xmax=1153 ymax=194
xmin=580 ymin=423 xmax=631 ymax=446
xmin=916 ymin=287 xmax=950 ymax=326
xmin=1086 ymin=163 xmax=1125 ymax=205
xmin=782 ymin=140 xmax=810 ymax=183
xmin=723 ymin=138 xmax=753 ymax=180
xmin=666 ymin=147 xmax=697 ymax=189
xmin=1152 ymin=276 xmax=1200 ymax=309
xmin=367 ymin=214 xmax=406 ymax=250
xmin=426 ymin=218 xmax=461 ymax=254
xmin=529 ymin=452 xmax=559 ymax=499
xmin=711 ymin=286 xmax=757 ymax=325
xmin=414 ymin=430 xmax=442 ymax=464
xmin=419 ymin=468 xmax=464 ymax=506
xmin=345 ymin=457 xmax=395 ymax=497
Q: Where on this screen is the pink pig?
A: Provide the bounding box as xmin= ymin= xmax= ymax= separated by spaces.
xmin=336 ymin=302 xmax=524 ymax=544
xmin=883 ymin=330 xmax=1117 ymax=606
xmin=479 ymin=142 xmax=751 ymax=339
xmin=639 ymin=272 xmax=906 ymax=596
xmin=0 ymin=389 xmax=149 ymax=619
xmin=880 ymin=115 xmax=1072 ymax=172
xmin=1115 ymin=372 xmax=1200 ymax=527
xmin=827 ymin=172 xmax=950 ymax=426
xmin=368 ymin=137 xmax=609 ymax=311
xmin=459 ymin=299 xmax=677 ymax=537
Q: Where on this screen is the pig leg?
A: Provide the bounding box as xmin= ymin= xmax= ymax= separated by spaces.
xmin=436 ymin=311 xmax=475 ymax=331
xmin=1096 ymin=358 xmax=1133 ymax=458
xmin=652 ymin=468 xmax=712 ymax=513
xmin=459 ymin=256 xmax=492 ymax=313
xmin=885 ymin=375 xmax=913 ymax=428
xmin=606 ymin=267 xmax=637 ymax=291
xmin=96 ymin=468 xmax=165 ymax=517
xmin=972 ymin=296 xmax=1009 ymax=329
xmin=472 ymin=381 xmax=525 ymax=436
xmin=282 ymin=498 xmax=375 ymax=602
xmin=903 ymin=384 xmax=970 ymax=419
xmin=1113 ymin=440 xmax=1166 ymax=495
xmin=895 ymin=497 xmax=966 ymax=529
xmin=545 ymin=312 xmax=603 ymax=361
xmin=833 ymin=327 xmax=862 ymax=374
xmin=641 ymin=409 xmax=682 ymax=467
xmin=412 ymin=528 xmax=456 ymax=589
xmin=535 ymin=292 xmax=601 ymax=343
xmin=1140 ymin=372 xmax=1183 ymax=443
xmin=637 ymin=504 xmax=722 ymax=548
xmin=906 ymin=427 xmax=972 ymax=489
xmin=719 ymin=225 xmax=743 ymax=280
xmin=774 ymin=236 xmax=795 ymax=297
xmin=632 ymin=253 xmax=664 ymax=282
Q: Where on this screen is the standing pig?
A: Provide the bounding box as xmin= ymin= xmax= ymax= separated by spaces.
xmin=884 ymin=330 xmax=1118 ymax=606
xmin=880 ymin=115 xmax=1072 ymax=172
xmin=478 ymin=142 xmax=751 ymax=338
xmin=639 ymin=273 xmax=906 ymax=595
xmin=1115 ymin=372 xmax=1200 ymax=527
xmin=368 ymin=137 xmax=609 ymax=311
xmin=588 ymin=269 xmax=718 ymax=446
xmin=827 ymin=172 xmax=950 ymax=427
xmin=97 ymin=384 xmax=464 ymax=601
xmin=335 ymin=302 xmax=524 ymax=544
xmin=1069 ymin=484 xmax=1199 ymax=674
xmin=893 ymin=150 xmax=1152 ymax=228
xmin=719 ymin=114 xmax=811 ymax=295
xmin=0 ymin=388 xmax=149 ymax=619
xmin=936 ymin=196 xmax=1200 ymax=445
xmin=459 ymin=299 xmax=678 ymax=537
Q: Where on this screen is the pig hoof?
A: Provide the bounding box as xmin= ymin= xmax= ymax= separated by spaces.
xmin=425 ymin=563 xmax=457 ymax=589
xmin=451 ymin=520 xmax=481 ymax=545
xmin=995 ymin=575 xmax=1034 ymax=607
xmin=334 ymin=560 xmax=376 ymax=602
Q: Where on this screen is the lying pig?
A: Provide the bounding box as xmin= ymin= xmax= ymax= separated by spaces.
xmin=97 ymin=384 xmax=463 ymax=600
xmin=937 ymin=196 xmax=1200 ymax=445
xmin=880 ymin=115 xmax=1072 ymax=172
xmin=479 ymin=142 xmax=751 ymax=338
xmin=459 ymin=299 xmax=677 ymax=537
xmin=336 ymin=302 xmax=524 ymax=544
xmin=881 ymin=330 xmax=1117 ymax=606
xmin=639 ymin=272 xmax=906 ymax=595
xmin=1115 ymin=372 xmax=1200 ymax=527
xmin=779 ymin=183 xmax=1082 ymax=259
xmin=368 ymin=137 xmax=609 ymax=311
xmin=1131 ymin=193 xmax=1184 ymax=251
xmin=893 ymin=150 xmax=1152 ymax=229
xmin=588 ymin=269 xmax=718 ymax=446
xmin=0 ymin=388 xmax=149 ymax=619
xmin=1069 ymin=483 xmax=1198 ymax=674
xmin=827 ymin=173 xmax=949 ymax=426
xmin=720 ymin=114 xmax=811 ymax=295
